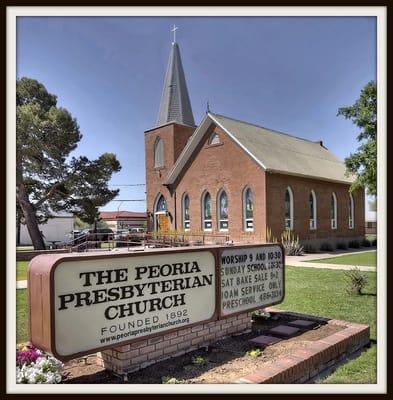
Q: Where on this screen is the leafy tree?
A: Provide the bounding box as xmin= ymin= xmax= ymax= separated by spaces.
xmin=16 ymin=77 xmax=121 ymax=249
xmin=337 ymin=81 xmax=377 ymax=196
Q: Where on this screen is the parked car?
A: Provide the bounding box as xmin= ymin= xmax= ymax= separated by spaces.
xmin=73 ymin=228 xmax=114 ymax=245
xmin=114 ymin=229 xmax=129 ymax=240
xmin=130 ymin=227 xmax=146 ymax=233
xmin=87 ymin=228 xmax=114 ymax=242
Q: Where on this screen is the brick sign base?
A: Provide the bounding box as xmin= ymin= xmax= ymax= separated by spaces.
xmin=97 ymin=311 xmax=253 ymax=376
xmin=234 ymin=311 xmax=370 ymax=384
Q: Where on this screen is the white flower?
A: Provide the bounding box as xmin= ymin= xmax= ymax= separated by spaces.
xmin=16 ymin=353 xmax=64 ymax=384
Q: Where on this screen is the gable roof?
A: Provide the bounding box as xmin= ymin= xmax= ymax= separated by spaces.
xmin=165 ymin=113 xmax=354 ymax=185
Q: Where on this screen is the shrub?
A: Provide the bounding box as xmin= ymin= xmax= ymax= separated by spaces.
xmin=192 ymin=356 xmax=206 ymax=366
xmin=280 ymin=230 xmax=304 ymax=256
xmin=266 ymin=227 xmax=277 ymax=243
xmin=162 ymin=376 xmax=183 ymax=384
xmin=303 ymin=243 xmax=318 ymax=253
xmin=247 ymin=348 xmax=263 ymax=358
xmin=344 ymin=267 xmax=368 ymax=295
xmin=348 ymin=240 xmax=360 ymax=248
xmin=361 ymin=238 xmax=371 ymax=247
xmin=336 ymin=242 xmax=348 ymax=250
xmin=372 ymin=238 xmax=377 ymax=246
xmin=319 ymin=242 xmax=334 ymax=252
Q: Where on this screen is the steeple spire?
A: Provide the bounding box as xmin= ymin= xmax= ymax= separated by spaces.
xmin=156 ymin=31 xmax=195 ymax=127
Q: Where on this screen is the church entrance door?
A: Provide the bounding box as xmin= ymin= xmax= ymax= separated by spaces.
xmin=156 ymin=212 xmax=170 ymax=233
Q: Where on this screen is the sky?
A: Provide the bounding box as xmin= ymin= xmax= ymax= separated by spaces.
xmin=16 ymin=16 xmax=377 ymax=218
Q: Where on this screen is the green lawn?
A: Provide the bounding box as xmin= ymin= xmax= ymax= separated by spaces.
xmin=16 ymin=266 xmax=377 ymax=383
xmin=276 ymin=266 xmax=376 ymax=383
xmin=306 ymin=250 xmax=376 ymax=267
xmin=17 ymin=261 xmax=29 ymax=281
xmin=17 ymin=289 xmax=28 ymax=344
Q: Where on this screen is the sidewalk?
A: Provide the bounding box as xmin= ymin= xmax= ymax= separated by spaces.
xmin=17 ymin=280 xmax=27 ymax=289
xmin=286 ymin=249 xmax=376 ymax=272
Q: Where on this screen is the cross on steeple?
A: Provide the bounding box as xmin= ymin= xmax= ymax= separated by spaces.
xmin=171 ymin=24 xmax=178 ymax=43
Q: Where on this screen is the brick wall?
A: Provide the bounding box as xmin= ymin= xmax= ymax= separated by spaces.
xmin=172 ymin=125 xmax=267 ymax=242
xmin=145 ymin=121 xmax=365 ymax=244
xmin=145 ymin=122 xmax=195 ymax=231
xmin=97 ymin=311 xmax=253 ymax=376
xmin=265 ymin=173 xmax=365 ymax=242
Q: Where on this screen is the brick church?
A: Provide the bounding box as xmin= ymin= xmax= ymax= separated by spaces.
xmin=145 ymin=38 xmax=365 ymax=245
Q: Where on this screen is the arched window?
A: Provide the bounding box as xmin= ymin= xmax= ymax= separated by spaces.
xmin=285 ymin=187 xmax=294 ymax=230
xmin=217 ymin=190 xmax=229 ymax=231
xmin=154 ymin=194 xmax=167 ymax=231
xmin=309 ymin=190 xmax=317 ymax=230
xmin=349 ymin=193 xmax=355 ymax=229
xmin=182 ymin=193 xmax=190 ymax=231
xmin=243 ymin=187 xmax=254 ymax=231
xmin=154 ymin=137 xmax=164 ymax=168
xmin=331 ymin=192 xmax=337 ymax=229
xmin=202 ymin=192 xmax=212 ymax=231
xmin=208 ymin=133 xmax=220 ymax=145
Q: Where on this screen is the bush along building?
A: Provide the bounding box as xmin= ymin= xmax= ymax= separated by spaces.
xmin=145 ymin=38 xmax=365 ymax=247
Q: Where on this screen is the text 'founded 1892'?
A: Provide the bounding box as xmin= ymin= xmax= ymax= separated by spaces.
xmin=220 ymin=245 xmax=284 ymax=316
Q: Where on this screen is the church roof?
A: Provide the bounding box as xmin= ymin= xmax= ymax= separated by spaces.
xmin=156 ymin=42 xmax=195 ymax=127
xmin=165 ymin=112 xmax=355 ymax=185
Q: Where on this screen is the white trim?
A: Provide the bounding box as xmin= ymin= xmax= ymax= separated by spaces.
xmin=267 ymin=169 xmax=354 ymax=185
xmin=331 ymin=192 xmax=338 ymax=230
xmin=209 ymin=114 xmax=268 ymax=170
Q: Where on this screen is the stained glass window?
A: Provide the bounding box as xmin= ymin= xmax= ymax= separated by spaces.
xmin=244 ymin=187 xmax=253 ymax=231
xmin=183 ymin=194 xmax=190 ymax=230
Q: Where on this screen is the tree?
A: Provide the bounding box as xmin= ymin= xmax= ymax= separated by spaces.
xmin=337 ymin=81 xmax=377 ymax=196
xmin=16 ymin=77 xmax=121 ymax=249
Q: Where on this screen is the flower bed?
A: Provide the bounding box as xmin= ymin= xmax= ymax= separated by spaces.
xmin=16 ymin=343 xmax=64 ymax=384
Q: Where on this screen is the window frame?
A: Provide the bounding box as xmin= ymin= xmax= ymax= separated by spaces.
xmin=309 ymin=190 xmax=317 ymax=230
xmin=331 ymin=192 xmax=338 ymax=230
xmin=349 ymin=193 xmax=355 ymax=229
xmin=285 ymin=186 xmax=294 ymax=230
xmin=153 ymin=193 xmax=167 ymax=231
xmin=243 ymin=186 xmax=254 ymax=232
xmin=182 ymin=193 xmax=190 ymax=231
xmin=207 ymin=132 xmax=221 ymax=145
xmin=201 ymin=191 xmax=212 ymax=232
xmin=154 ymin=137 xmax=164 ymax=168
xmin=217 ymin=189 xmax=229 ymax=232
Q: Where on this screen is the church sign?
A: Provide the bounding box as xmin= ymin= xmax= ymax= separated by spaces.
xmin=28 ymin=244 xmax=284 ymax=361
xmin=220 ymin=245 xmax=285 ymax=317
